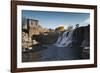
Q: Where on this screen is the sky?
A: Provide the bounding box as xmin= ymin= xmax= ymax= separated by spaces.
xmin=22 ymin=10 xmax=90 ymax=29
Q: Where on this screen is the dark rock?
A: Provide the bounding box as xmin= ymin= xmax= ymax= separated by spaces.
xmin=72 ymin=25 xmax=90 ymax=47
xmin=71 ymin=25 xmax=90 ymax=59
xmin=32 ymin=32 xmax=59 ymax=44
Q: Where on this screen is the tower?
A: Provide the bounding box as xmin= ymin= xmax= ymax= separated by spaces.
xmin=27 ymin=19 xmax=39 ymax=38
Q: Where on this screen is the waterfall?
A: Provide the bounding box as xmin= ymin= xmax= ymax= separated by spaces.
xmin=54 ymin=30 xmax=73 ymax=47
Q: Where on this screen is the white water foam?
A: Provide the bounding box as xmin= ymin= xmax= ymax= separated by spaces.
xmin=54 ymin=30 xmax=73 ymax=47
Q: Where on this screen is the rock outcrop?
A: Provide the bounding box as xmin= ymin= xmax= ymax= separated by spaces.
xmin=72 ymin=25 xmax=90 ymax=47
xmin=32 ymin=25 xmax=90 ymax=47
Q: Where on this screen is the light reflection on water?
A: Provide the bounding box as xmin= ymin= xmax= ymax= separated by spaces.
xmin=22 ymin=44 xmax=84 ymax=62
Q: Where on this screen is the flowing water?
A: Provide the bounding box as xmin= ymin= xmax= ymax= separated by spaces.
xmin=54 ymin=30 xmax=73 ymax=47
xmin=40 ymin=30 xmax=82 ymax=61
xmin=22 ymin=30 xmax=83 ymax=62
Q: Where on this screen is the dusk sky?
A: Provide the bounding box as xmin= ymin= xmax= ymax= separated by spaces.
xmin=22 ymin=10 xmax=90 ymax=29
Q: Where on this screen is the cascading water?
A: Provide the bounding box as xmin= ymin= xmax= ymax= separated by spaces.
xmin=40 ymin=27 xmax=88 ymax=60
xmin=41 ymin=30 xmax=77 ymax=60
xmin=54 ymin=30 xmax=73 ymax=47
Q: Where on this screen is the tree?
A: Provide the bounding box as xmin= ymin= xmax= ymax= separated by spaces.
xmin=75 ymin=24 xmax=79 ymax=28
xmin=67 ymin=25 xmax=73 ymax=31
xmin=55 ymin=26 xmax=65 ymax=31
